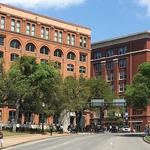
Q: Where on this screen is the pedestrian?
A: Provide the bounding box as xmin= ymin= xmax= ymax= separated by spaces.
xmin=144 ymin=123 xmax=148 ymax=136
xmin=60 ymin=124 xmax=63 ymax=134
xmin=0 ymin=130 xmax=3 ymax=149
xmin=49 ymin=124 xmax=53 ymax=136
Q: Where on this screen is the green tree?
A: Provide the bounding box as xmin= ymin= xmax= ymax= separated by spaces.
xmin=62 ymin=76 xmax=90 ymax=112
xmin=88 ymin=76 xmax=114 ymax=103
xmin=0 ymin=56 xmax=62 ymax=131
xmin=125 ymin=62 xmax=150 ymax=108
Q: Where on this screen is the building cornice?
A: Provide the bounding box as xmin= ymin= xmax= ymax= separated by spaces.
xmin=92 ymin=31 xmax=150 ymax=49
xmin=0 ymin=3 xmax=91 ymax=35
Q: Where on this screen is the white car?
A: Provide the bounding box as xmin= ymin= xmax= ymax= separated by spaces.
xmin=120 ymin=126 xmax=131 ymax=132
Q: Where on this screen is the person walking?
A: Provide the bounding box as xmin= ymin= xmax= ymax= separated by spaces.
xmin=49 ymin=124 xmax=53 ymax=136
xmin=0 ymin=130 xmax=3 ymax=149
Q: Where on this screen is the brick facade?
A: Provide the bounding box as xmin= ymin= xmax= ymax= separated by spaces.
xmin=0 ymin=3 xmax=91 ymax=126
xmin=91 ymin=31 xmax=150 ymax=132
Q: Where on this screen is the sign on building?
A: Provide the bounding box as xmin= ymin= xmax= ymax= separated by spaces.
xmin=91 ymin=99 xmax=104 ymax=107
xmin=113 ymin=99 xmax=126 ymax=106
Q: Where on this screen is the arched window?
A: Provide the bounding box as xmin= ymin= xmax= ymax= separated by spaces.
xmin=40 ymin=46 xmax=49 ymax=55
xmin=67 ymin=52 xmax=76 ymax=60
xmin=10 ymin=53 xmax=19 ymax=61
xmin=10 ymin=39 xmax=21 ymax=49
xmin=67 ymin=64 xmax=74 ymax=72
xmin=26 ymin=43 xmax=36 ymax=52
xmin=54 ymin=49 xmax=63 ymax=57
xmin=79 ymin=66 xmax=86 ymax=73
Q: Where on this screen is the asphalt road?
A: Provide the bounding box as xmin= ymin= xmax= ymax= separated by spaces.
xmin=5 ymin=133 xmax=150 ymax=150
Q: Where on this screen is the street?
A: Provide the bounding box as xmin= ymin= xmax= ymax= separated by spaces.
xmin=5 ymin=133 xmax=150 ymax=150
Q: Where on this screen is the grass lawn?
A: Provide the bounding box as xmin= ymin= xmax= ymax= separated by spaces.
xmin=3 ymin=130 xmax=29 ymax=137
xmin=145 ymin=136 xmax=150 ymax=142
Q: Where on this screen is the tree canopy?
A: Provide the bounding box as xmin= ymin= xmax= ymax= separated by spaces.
xmin=125 ymin=62 xmax=150 ymax=108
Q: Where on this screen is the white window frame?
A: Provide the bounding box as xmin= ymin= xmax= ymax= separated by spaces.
xmin=0 ymin=16 xmax=5 ymax=29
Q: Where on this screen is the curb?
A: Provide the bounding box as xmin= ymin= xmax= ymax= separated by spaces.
xmin=143 ymin=136 xmax=150 ymax=144
xmin=3 ymin=134 xmax=70 ymax=149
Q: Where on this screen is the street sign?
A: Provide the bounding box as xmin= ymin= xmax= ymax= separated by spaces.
xmin=91 ymin=99 xmax=104 ymax=107
xmin=113 ymin=99 xmax=126 ymax=106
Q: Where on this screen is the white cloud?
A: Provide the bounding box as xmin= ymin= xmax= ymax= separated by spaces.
xmin=136 ymin=0 xmax=150 ymax=16
xmin=0 ymin=0 xmax=87 ymax=9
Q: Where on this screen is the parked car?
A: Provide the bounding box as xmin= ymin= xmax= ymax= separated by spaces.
xmin=120 ymin=126 xmax=131 ymax=132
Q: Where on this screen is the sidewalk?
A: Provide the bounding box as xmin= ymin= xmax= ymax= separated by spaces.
xmin=3 ymin=132 xmax=69 ymax=149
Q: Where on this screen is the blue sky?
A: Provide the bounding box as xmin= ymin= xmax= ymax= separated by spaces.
xmin=1 ymin=0 xmax=150 ymax=42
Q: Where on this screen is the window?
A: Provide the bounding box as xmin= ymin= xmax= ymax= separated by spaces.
xmin=119 ymin=70 xmax=126 ymax=80
xmin=0 ymin=16 xmax=5 ymax=29
xmin=83 ymin=37 xmax=87 ymax=48
xmin=11 ymin=19 xmax=15 ymax=31
xmin=26 ymin=23 xmax=35 ymax=36
xmin=72 ymin=35 xmax=75 ymax=46
xmin=106 ymin=61 xmax=113 ymax=70
xmin=106 ymin=49 xmax=113 ymax=57
xmin=80 ymin=37 xmax=83 ymax=47
xmin=40 ymin=46 xmax=49 ymax=55
xmin=93 ymin=51 xmax=101 ymax=59
xmin=54 ymin=30 xmax=58 ymax=42
xmin=54 ymin=30 xmax=62 ymax=43
xmin=0 ymin=51 xmax=3 ymax=58
xmin=67 ymin=34 xmax=71 ymax=45
xmin=118 ymin=47 xmax=127 ymax=55
xmin=67 ymin=64 xmax=74 ymax=72
xmin=26 ymin=23 xmax=30 ymax=35
xmin=0 ymin=36 xmax=4 ymax=46
xmin=9 ymin=111 xmax=16 ymax=121
xmin=11 ymin=19 xmax=21 ymax=32
xmin=54 ymin=49 xmax=63 ymax=57
xmin=58 ymin=31 xmax=62 ymax=43
xmin=80 ymin=36 xmax=87 ymax=48
xmin=11 ymin=53 xmax=19 ymax=61
xmin=94 ymin=63 xmax=101 ymax=73
xmin=67 ymin=52 xmax=76 ymax=60
xmin=31 ymin=24 xmax=35 ymax=36
xmin=79 ymin=66 xmax=86 ymax=73
xmin=119 ymin=59 xmax=127 ymax=68
xmin=45 ymin=28 xmax=49 ymax=40
xmin=41 ymin=59 xmax=48 ymax=64
xmin=67 ymin=34 xmax=75 ymax=46
xmin=10 ymin=39 xmax=21 ymax=49
xmin=80 ymin=54 xmax=86 ymax=62
xmin=54 ymin=62 xmax=61 ymax=69
xmin=41 ymin=27 xmax=44 ymax=38
xmin=16 ymin=21 xmax=21 ymax=33
xmin=107 ymin=72 xmax=113 ymax=81
xmin=26 ymin=43 xmax=35 ymax=52
xmin=119 ymin=83 xmax=126 ymax=92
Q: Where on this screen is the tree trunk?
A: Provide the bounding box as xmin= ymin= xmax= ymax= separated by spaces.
xmin=12 ymin=101 xmax=20 ymax=132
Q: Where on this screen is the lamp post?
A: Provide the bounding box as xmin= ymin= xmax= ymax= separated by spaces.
xmin=42 ymin=102 xmax=45 ymax=134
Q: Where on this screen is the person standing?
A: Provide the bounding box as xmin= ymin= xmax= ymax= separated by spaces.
xmin=49 ymin=124 xmax=53 ymax=136
xmin=0 ymin=130 xmax=3 ymax=149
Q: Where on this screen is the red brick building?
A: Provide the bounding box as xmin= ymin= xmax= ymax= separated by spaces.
xmin=91 ymin=31 xmax=150 ymax=132
xmin=0 ymin=3 xmax=91 ymax=126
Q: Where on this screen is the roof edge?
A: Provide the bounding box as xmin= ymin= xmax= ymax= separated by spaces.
xmin=0 ymin=3 xmax=91 ymax=31
xmin=92 ymin=31 xmax=150 ymax=46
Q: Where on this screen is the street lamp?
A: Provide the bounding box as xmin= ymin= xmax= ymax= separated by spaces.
xmin=42 ymin=102 xmax=45 ymax=134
